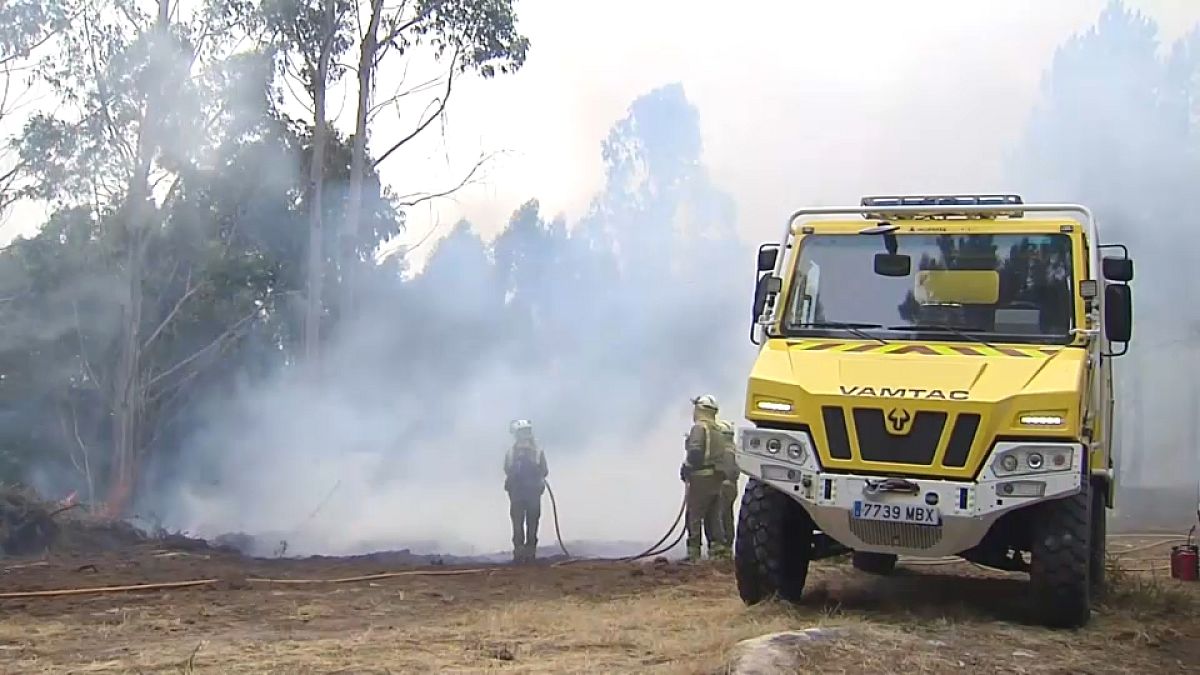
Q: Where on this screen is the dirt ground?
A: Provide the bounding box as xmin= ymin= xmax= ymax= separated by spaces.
xmin=0 ymin=536 xmax=1197 ymax=674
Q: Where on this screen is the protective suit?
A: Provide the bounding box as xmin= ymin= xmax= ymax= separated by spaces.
xmin=504 ymin=419 xmax=548 ymax=563
xmin=715 ymin=419 xmax=739 ymax=550
xmin=681 ymin=395 xmax=729 ymax=561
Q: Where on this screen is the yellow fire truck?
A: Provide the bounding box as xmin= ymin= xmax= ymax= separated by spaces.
xmin=734 ymin=195 xmax=1133 ymax=628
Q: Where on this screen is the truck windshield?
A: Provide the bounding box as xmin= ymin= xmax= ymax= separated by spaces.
xmin=781 ymin=233 xmax=1076 ymax=345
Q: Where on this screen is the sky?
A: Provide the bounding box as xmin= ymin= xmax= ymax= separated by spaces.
xmin=4 ymin=1 xmax=1198 ymax=257
xmin=371 ymin=0 xmax=1200 ymax=269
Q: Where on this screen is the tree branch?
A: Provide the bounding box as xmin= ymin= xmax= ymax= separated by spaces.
xmin=71 ymin=300 xmax=102 ymax=392
xmin=366 ymin=72 xmax=441 ymax=122
xmin=376 ymin=4 xmax=429 ymax=52
xmin=0 ymin=0 xmax=87 ymax=69
xmin=146 ymin=359 xmax=201 ymax=407
xmin=280 ymin=53 xmax=317 ymax=116
xmin=394 ymin=149 xmax=493 ymax=209
xmin=146 ymin=308 xmax=259 ymax=391
xmin=141 ymin=267 xmax=201 ymax=352
xmin=56 ymin=404 xmax=84 ymax=475
xmin=68 ymin=398 xmax=95 ymax=506
xmin=399 ymin=209 xmax=443 ymax=254
xmin=83 ymin=16 xmax=136 ymax=169
xmin=372 ymin=49 xmax=459 ymax=169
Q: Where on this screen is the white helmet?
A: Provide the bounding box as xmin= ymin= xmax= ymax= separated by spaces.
xmin=510 ymin=419 xmax=533 ymax=436
xmin=691 ymin=394 xmax=719 ymax=411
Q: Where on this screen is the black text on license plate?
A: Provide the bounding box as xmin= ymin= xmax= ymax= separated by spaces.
xmin=852 ymin=501 xmax=941 ymax=525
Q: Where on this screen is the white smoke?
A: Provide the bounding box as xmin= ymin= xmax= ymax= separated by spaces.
xmin=153 ymin=1 xmax=1200 ymax=552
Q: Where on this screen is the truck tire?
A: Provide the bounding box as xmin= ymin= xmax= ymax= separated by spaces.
xmin=1029 ymin=483 xmax=1092 ymax=628
xmin=852 ymin=551 xmax=898 ymax=575
xmin=1090 ymin=484 xmax=1106 ymax=598
xmin=734 ymin=478 xmax=813 ymax=605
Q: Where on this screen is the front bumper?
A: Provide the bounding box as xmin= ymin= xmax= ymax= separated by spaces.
xmin=735 ymin=426 xmax=1085 ymax=557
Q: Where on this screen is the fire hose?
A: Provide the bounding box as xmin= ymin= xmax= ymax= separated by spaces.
xmin=0 ymin=568 xmax=494 ymax=599
xmin=544 ymin=481 xmax=571 ymax=558
xmin=545 ymin=480 xmax=690 ymax=566
xmin=2 ymin=501 xmax=1190 ymax=599
xmin=8 ymin=476 xmax=1189 ymax=598
xmin=0 ymin=484 xmax=690 ymax=599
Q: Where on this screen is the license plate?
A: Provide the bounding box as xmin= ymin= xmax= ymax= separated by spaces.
xmin=852 ymin=501 xmax=941 ymax=526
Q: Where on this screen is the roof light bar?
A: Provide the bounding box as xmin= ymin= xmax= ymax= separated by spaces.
xmin=860 ymin=194 xmax=1025 ymax=220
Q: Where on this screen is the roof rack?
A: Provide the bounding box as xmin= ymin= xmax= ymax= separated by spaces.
xmin=860 ymin=194 xmax=1025 ymax=220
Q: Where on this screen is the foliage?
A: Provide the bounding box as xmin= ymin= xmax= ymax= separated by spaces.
xmin=0 ymin=0 xmax=530 ymax=509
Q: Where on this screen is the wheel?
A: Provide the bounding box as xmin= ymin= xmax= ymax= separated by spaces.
xmin=1030 ymin=483 xmax=1092 ymax=628
xmin=734 ymin=478 xmax=813 ymax=604
xmin=852 ymin=551 xmax=898 ymax=575
xmin=1090 ymin=482 xmax=1107 ymax=598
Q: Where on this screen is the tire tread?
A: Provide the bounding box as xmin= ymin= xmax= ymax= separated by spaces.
xmin=1030 ymin=484 xmax=1092 ymax=628
xmin=734 ymin=479 xmax=812 ymax=604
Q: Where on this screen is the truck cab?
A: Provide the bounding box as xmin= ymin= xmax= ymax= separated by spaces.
xmin=733 ymin=195 xmax=1134 ymax=628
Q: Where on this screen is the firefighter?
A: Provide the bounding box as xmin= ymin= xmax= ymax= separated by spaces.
xmin=715 ymin=419 xmax=739 ymax=551
xmin=504 ymin=419 xmax=548 ymax=563
xmin=680 ymin=395 xmax=728 ymax=561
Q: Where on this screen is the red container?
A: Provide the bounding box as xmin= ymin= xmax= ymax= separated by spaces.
xmin=1171 ymin=544 xmax=1199 ymax=581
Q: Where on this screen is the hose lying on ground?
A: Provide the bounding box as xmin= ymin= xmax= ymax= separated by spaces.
xmin=0 ymin=502 xmax=691 ymax=599
xmin=0 ymin=483 xmax=689 ymax=598
xmin=0 ymin=579 xmax=222 ymax=598
xmin=549 ymin=483 xmax=690 ymax=567
xmin=632 ymin=517 xmax=688 ymax=561
xmin=9 ymin=471 xmax=1188 ymax=600
xmin=0 ymin=525 xmax=1185 ymax=600
xmin=619 ymin=486 xmax=688 ymax=562
xmin=0 ymin=567 xmax=496 ymax=599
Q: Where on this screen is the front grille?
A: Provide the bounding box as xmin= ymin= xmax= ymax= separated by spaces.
xmin=822 ymin=407 xmax=852 ymax=459
xmin=853 ymin=408 xmax=945 ymax=463
xmin=848 ymin=516 xmax=943 ymax=549
xmin=943 ymin=413 xmax=980 ymax=467
xmin=820 ymin=406 xmax=981 ymax=468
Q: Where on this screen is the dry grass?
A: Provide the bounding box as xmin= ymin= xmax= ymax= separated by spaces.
xmin=0 ymin=557 xmax=1197 ymax=674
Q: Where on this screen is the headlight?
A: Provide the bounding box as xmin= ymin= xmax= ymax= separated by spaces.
xmin=741 ymin=430 xmax=818 ymax=470
xmin=992 ymin=444 xmax=1074 ymax=478
xmin=1019 ymin=414 xmax=1064 ymax=426
xmin=756 ymin=400 xmax=793 ymax=413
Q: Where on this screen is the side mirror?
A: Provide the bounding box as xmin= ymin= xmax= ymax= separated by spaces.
xmin=1104 ymin=283 xmax=1132 ymax=343
xmin=1102 ymin=257 xmax=1133 ymax=282
xmin=753 ymin=274 xmax=782 ymax=322
xmin=873 ymin=253 xmax=911 ymax=277
xmin=757 ymin=246 xmax=779 ymax=272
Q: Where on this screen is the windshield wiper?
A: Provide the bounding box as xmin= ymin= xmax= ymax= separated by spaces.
xmin=793 ymin=321 xmax=888 ymax=345
xmin=885 ymin=323 xmax=997 ymax=349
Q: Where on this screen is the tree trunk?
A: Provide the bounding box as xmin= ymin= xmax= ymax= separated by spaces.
xmin=340 ymin=0 xmax=383 ymax=322
xmin=105 ymin=0 xmax=173 ymax=518
xmin=304 ymin=0 xmax=336 ymax=365
xmin=106 ymin=219 xmax=143 ymax=517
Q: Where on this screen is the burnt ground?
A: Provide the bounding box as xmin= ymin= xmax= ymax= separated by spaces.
xmin=0 ymin=534 xmax=1197 ymax=673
